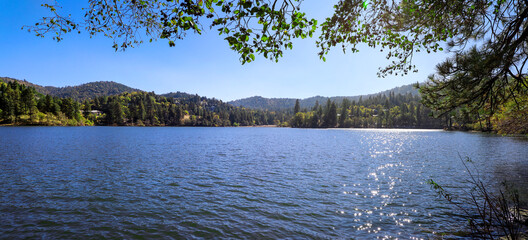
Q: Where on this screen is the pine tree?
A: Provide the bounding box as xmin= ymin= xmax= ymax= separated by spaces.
xmin=294 ymin=99 xmax=300 ymax=114
xmin=323 ymin=101 xmax=338 ymax=128
xmin=339 ymin=99 xmax=350 ymax=127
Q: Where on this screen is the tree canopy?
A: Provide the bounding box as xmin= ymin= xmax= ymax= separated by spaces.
xmin=315 ymin=0 xmax=527 ymax=117
xmin=27 ymin=0 xmax=317 ymax=64
xmin=26 ymin=0 xmax=528 ymax=120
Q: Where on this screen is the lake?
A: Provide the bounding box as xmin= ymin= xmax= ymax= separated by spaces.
xmin=1 ymin=127 xmax=527 ymax=239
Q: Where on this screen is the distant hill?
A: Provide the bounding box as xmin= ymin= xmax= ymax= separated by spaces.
xmin=227 ymin=96 xmax=299 ymax=111
xmin=1 ymin=77 xmax=141 ymax=101
xmin=2 ymin=76 xmax=420 ymax=111
xmin=161 ymin=91 xmax=201 ymax=101
xmin=229 ymin=83 xmax=420 ymax=110
xmin=1 ymin=76 xmax=234 ymax=113
xmin=0 ymin=77 xmax=55 ymax=95
xmin=161 ymin=91 xmax=231 ymax=111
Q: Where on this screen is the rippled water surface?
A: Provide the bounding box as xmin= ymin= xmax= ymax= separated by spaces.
xmin=1 ymin=127 xmax=527 ymax=239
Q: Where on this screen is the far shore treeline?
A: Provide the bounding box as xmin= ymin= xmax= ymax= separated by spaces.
xmin=0 ymin=78 xmax=286 ymax=127
xmin=0 ymin=77 xmax=525 ymax=133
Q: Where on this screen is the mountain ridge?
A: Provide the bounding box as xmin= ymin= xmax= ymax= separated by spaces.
xmin=229 ymin=83 xmax=420 ymax=110
xmin=2 ymin=76 xmax=420 ymax=110
xmin=1 ymin=77 xmax=142 ymax=102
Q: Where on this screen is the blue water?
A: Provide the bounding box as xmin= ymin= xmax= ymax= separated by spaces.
xmin=1 ymin=127 xmax=527 ymax=239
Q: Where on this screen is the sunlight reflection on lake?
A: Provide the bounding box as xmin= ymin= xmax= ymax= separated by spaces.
xmin=0 ymin=127 xmax=526 ymax=239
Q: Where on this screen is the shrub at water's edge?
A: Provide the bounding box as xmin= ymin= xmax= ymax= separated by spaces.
xmin=429 ymin=157 xmax=528 ymax=239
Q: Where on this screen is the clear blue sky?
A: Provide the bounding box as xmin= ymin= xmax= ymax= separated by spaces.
xmin=0 ymin=1 xmax=449 ymax=102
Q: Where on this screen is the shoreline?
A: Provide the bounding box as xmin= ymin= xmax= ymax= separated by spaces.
xmin=0 ymin=124 xmax=448 ymax=131
xmin=4 ymin=124 xmax=526 ymax=136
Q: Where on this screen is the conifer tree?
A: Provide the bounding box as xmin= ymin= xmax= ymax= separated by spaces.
xmin=294 ymin=99 xmax=300 ymax=114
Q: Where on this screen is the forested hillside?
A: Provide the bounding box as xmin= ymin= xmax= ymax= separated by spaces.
xmin=1 ymin=77 xmax=140 ymax=101
xmin=5 ymin=77 xmax=523 ymax=133
xmin=0 ymin=77 xmax=56 ymax=95
xmin=228 ymin=96 xmax=298 ymax=111
xmin=229 ymin=83 xmax=419 ymax=110
xmin=0 ymin=78 xmax=446 ymax=129
xmin=85 ymin=91 xmax=289 ymax=126
xmin=289 ymin=92 xmax=444 ymax=129
xmin=50 ymin=81 xmax=141 ymax=101
xmin=0 ymin=79 xmax=289 ymax=126
xmin=0 ymin=80 xmax=88 ymax=126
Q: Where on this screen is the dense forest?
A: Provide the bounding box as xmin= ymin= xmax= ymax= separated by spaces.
xmin=286 ymin=83 xmax=528 ymax=134
xmin=2 ymin=77 xmax=526 ymax=134
xmin=0 ymin=80 xmax=87 ymax=126
xmin=1 ymin=78 xmax=437 ymax=128
xmin=434 ymin=87 xmax=528 ymax=135
xmin=0 ymin=79 xmax=288 ymax=126
xmin=288 ymin=93 xmax=444 ymax=129
xmin=1 ymin=77 xmax=140 ymax=101
xmin=84 ymin=91 xmax=288 ymax=126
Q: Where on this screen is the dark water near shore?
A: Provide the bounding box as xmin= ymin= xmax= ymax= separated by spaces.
xmin=1 ymin=127 xmax=527 ymax=239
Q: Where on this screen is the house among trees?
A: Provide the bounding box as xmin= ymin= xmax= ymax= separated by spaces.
xmin=82 ymin=110 xmax=102 ymax=116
